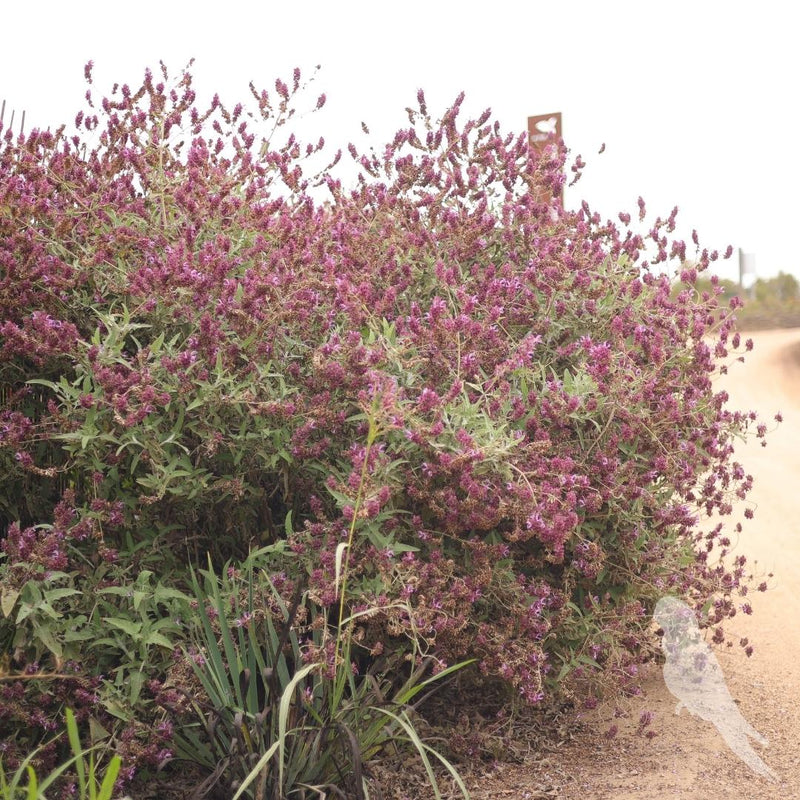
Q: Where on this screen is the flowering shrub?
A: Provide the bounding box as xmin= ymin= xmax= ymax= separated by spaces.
xmin=0 ymin=61 xmax=767 ymax=777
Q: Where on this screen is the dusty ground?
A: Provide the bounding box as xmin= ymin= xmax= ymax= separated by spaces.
xmin=464 ymin=328 xmax=800 ymax=800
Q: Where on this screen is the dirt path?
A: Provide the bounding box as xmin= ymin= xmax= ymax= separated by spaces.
xmin=469 ymin=328 xmax=800 ymax=800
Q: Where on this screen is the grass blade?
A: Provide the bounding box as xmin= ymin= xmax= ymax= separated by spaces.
xmin=371 ymin=707 xmax=440 ymax=800
xmin=278 ymin=663 xmax=317 ymax=791
xmin=25 ymin=765 xmax=38 ymax=800
xmin=393 ymin=658 xmax=475 ymax=706
xmin=34 ymin=752 xmax=82 ymax=795
xmin=97 ymin=755 xmax=122 ymax=800
xmin=369 ymin=706 xmax=470 ymax=800
xmin=65 ymin=708 xmax=87 ymax=796
xmin=190 ymin=567 xmax=230 ymax=704
xmin=231 ymin=740 xmax=280 ymax=800
xmin=206 ymin=558 xmax=244 ymax=708
xmin=418 ymin=740 xmax=471 ymax=800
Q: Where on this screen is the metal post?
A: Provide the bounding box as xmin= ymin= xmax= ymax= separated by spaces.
xmin=738 ymin=248 xmax=743 ymax=291
xmin=0 ymin=101 xmax=27 ymax=136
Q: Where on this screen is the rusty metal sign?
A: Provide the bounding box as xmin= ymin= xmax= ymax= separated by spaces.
xmin=527 ymin=112 xmax=563 ymax=205
xmin=528 ymin=112 xmax=562 ymax=149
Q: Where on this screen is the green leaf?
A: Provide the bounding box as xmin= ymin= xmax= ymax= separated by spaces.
xmin=100 ymin=699 xmax=131 ymax=722
xmin=103 ymin=617 xmax=142 ymax=637
xmin=149 ymin=331 xmax=165 ymax=356
xmin=129 ymin=669 xmax=145 ymax=706
xmin=144 ymin=631 xmax=174 ymax=649
xmin=89 ymin=636 xmax=123 ymax=649
xmin=26 ymin=378 xmax=61 ymax=392
xmin=153 ymin=585 xmax=192 ymax=604
xmin=38 ymin=601 xmax=61 ymax=620
xmin=88 ymin=717 xmax=112 ymax=743
xmin=44 ymin=587 xmax=80 ymax=603
xmin=1 ymin=587 xmax=19 ymax=618
xmin=64 ymin=627 xmax=95 ymax=643
xmin=36 ymin=626 xmax=63 ymax=658
xmin=96 ymin=586 xmax=133 ymax=598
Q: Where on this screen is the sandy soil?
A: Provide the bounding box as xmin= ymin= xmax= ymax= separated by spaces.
xmin=467 ymin=328 xmax=800 ymax=800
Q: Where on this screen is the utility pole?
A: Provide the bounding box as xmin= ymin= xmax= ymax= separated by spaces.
xmin=738 ymin=248 xmax=756 ymax=293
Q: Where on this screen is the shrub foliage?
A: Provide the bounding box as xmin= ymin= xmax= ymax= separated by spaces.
xmin=0 ymin=62 xmax=766 ymax=781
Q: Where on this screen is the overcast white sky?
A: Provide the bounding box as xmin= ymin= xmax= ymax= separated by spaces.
xmin=2 ymin=0 xmax=797 ymax=283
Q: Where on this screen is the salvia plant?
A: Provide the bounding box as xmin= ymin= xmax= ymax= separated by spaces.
xmin=0 ymin=59 xmax=772 ymax=787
